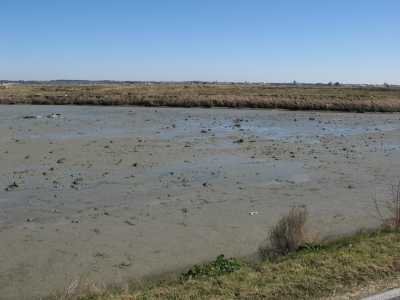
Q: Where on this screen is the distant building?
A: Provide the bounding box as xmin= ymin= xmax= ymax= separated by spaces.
xmin=1 ymin=82 xmax=20 ymax=87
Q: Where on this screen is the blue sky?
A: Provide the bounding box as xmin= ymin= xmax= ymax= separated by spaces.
xmin=1 ymin=0 xmax=399 ymax=83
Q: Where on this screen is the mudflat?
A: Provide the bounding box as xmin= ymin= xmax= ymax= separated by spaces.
xmin=0 ymin=105 xmax=400 ymax=299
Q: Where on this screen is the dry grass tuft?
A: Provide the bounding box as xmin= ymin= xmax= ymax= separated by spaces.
xmin=374 ymin=181 xmax=400 ymax=230
xmin=263 ymin=207 xmax=309 ymax=257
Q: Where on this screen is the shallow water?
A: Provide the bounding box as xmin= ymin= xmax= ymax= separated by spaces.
xmin=1 ymin=105 xmax=400 ymax=300
xmin=2 ymin=105 xmax=400 ymax=143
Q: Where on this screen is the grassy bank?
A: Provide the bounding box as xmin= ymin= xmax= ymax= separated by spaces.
xmin=2 ymin=84 xmax=400 ymax=112
xmin=53 ymin=230 xmax=400 ymax=300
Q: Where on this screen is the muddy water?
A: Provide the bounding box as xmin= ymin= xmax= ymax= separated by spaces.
xmin=5 ymin=106 xmax=399 ymax=141
xmin=0 ymin=105 xmax=400 ymax=299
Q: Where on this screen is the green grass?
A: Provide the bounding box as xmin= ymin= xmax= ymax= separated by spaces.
xmin=180 ymin=255 xmax=242 ymax=281
xmin=58 ymin=230 xmax=400 ymax=300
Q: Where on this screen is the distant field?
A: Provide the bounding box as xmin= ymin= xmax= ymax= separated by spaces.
xmin=2 ymin=84 xmax=400 ymax=112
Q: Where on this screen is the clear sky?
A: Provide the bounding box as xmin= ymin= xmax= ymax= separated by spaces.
xmin=1 ymin=0 xmax=399 ymax=84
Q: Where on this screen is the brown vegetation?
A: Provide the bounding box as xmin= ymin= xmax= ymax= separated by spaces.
xmin=374 ymin=181 xmax=400 ymax=230
xmin=2 ymin=84 xmax=400 ymax=112
xmin=260 ymin=206 xmax=310 ymax=258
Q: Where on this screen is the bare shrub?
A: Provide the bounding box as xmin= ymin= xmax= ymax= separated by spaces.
xmin=44 ymin=279 xmax=104 ymax=300
xmin=260 ymin=207 xmax=308 ymax=258
xmin=374 ymin=181 xmax=400 ymax=230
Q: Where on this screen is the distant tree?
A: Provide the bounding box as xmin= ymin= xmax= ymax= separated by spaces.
xmin=334 ymin=82 xmax=341 ymax=86
xmin=384 ymin=83 xmax=390 ymax=88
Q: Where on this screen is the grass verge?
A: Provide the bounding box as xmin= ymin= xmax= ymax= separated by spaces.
xmin=54 ymin=230 xmax=400 ymax=300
